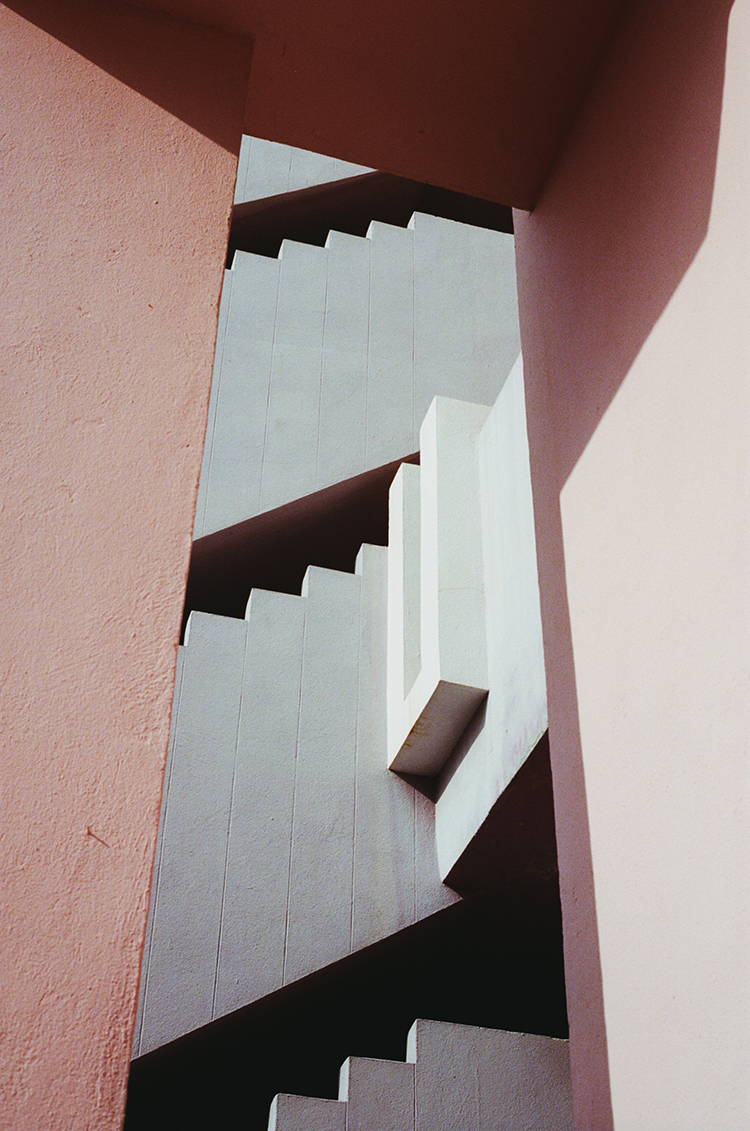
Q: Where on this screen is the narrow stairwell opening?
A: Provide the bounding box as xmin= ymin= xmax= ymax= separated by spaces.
xmin=128 ymin=134 xmax=569 ymax=1131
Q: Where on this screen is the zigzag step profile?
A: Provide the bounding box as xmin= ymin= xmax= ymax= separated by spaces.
xmin=135 ymin=549 xmax=456 ymax=1056
xmin=195 ymin=212 xmax=519 ymax=538
xmin=137 ymin=367 xmax=548 ymax=1053
xmin=269 ymin=1020 xmax=573 ymax=1131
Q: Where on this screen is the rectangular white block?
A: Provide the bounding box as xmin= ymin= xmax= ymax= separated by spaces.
xmin=388 ymin=397 xmax=490 ymax=775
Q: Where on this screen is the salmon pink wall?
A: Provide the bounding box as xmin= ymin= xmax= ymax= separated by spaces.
xmin=0 ymin=4 xmax=249 ymax=1127
xmin=515 ymin=0 xmax=748 ymax=1126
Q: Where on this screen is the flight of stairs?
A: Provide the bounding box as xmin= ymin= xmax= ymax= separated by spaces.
xmin=132 ymin=142 xmax=560 ymax=1131
xmin=136 ymin=366 xmax=546 ymax=1056
xmin=135 ymin=541 xmax=457 ymax=1056
xmin=268 ymin=1020 xmax=573 ymax=1131
xmin=194 ymin=212 xmax=519 ymax=537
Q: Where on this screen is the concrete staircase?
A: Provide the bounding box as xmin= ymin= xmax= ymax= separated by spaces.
xmin=269 ymin=1020 xmax=573 ymax=1131
xmin=135 ymin=543 xmax=457 ymax=1056
xmin=194 ymin=212 xmax=519 ymax=537
xmin=134 ymin=144 xmax=551 ymax=1077
xmin=135 ymin=363 xmax=546 ymax=1056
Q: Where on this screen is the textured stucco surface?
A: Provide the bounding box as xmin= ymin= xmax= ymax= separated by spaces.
xmin=0 ymin=5 xmax=248 ymax=1128
xmin=123 ymin=0 xmax=624 ymax=207
xmin=515 ymin=1 xmax=749 ymax=1126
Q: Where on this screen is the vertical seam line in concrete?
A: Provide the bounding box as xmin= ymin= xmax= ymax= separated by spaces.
xmin=136 ymin=649 xmax=186 ymax=1054
xmin=211 ymin=621 xmax=249 ymax=1019
xmin=411 ymin=221 xmax=416 ymax=448
xmin=284 ymin=146 xmax=292 ymax=194
xmin=282 ymin=600 xmax=308 ymax=984
xmin=313 ymin=241 xmax=331 ymax=490
xmin=349 ymin=565 xmax=366 ymax=953
xmin=364 ymin=230 xmax=373 ymax=468
xmin=257 ymin=250 xmax=283 ymax=512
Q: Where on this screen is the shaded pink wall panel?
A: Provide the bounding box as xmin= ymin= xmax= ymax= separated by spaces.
xmin=515 ymin=0 xmax=748 ymax=1126
xmin=0 ymin=4 xmax=249 ymax=1128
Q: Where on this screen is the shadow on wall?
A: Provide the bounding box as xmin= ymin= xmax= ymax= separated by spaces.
xmin=183 ymin=455 xmax=418 ymax=631
xmin=513 ymin=2 xmax=734 ymax=1126
xmin=126 ymin=884 xmax=566 ymax=1131
xmin=5 ymin=0 xmax=252 ymax=152
xmin=228 ymin=172 xmax=513 ymax=262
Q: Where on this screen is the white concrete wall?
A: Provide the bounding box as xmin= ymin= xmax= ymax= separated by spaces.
xmin=386 ymin=360 xmax=547 ymax=878
xmin=234 ymin=135 xmax=372 ymax=205
xmin=433 ymin=357 xmax=547 ymax=878
xmin=195 ymin=214 xmax=519 ymax=538
xmin=269 ymin=1020 xmax=572 ymax=1131
xmin=387 ymin=398 xmax=491 ymax=776
xmin=139 ymin=363 xmax=544 ymax=1053
xmin=135 ymin=548 xmax=456 ymax=1056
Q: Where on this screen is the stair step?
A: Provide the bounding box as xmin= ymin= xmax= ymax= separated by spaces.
xmin=338 ymin=1055 xmax=415 ymax=1131
xmin=197 ymin=212 xmax=518 ymax=538
xmin=268 ymin=1093 xmax=346 ymax=1131
xmin=268 ymin=1021 xmax=572 ymax=1131
xmin=136 ymin=552 xmax=453 ymax=1055
xmin=407 ymin=1019 xmax=573 ymax=1131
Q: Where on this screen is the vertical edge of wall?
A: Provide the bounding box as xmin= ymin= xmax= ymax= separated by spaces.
xmin=513 ymin=2 xmax=748 ymax=1128
xmin=0 ymin=4 xmax=251 ymax=1129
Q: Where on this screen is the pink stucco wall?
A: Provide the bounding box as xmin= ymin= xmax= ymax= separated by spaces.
xmin=515 ymin=0 xmax=749 ymax=1126
xmin=0 ymin=4 xmax=249 ymax=1127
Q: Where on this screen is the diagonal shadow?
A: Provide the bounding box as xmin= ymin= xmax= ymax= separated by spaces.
xmin=6 ymin=0 xmax=252 ymax=152
xmin=514 ymin=1 xmax=735 ymax=1125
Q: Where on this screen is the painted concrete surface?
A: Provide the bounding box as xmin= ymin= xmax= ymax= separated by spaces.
xmin=140 ymin=367 xmax=544 ymax=1051
xmin=195 ymin=215 xmax=518 ymax=537
xmin=134 ymin=0 xmax=622 ymax=208
xmin=514 ymin=1 xmax=750 ymax=1126
xmin=387 ymin=398 xmax=491 ymax=776
xmin=136 ymin=550 xmax=456 ymax=1055
xmin=433 ymin=358 xmax=547 ymax=879
xmin=339 ymin=1056 xmax=415 ymax=1131
xmin=386 ymin=363 xmax=547 ymax=879
xmin=408 ymin=1020 xmax=572 ymax=1131
xmin=268 ymin=1021 xmax=571 ymax=1130
xmin=235 ymin=135 xmax=371 ymax=204
xmin=0 ymin=6 xmax=248 ymax=1129
xmin=268 ymin=1093 xmax=347 ymax=1131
